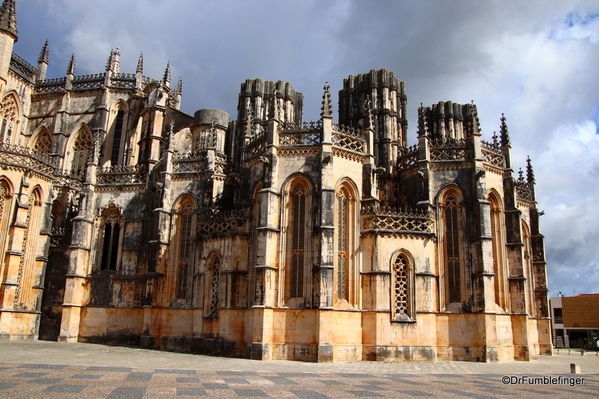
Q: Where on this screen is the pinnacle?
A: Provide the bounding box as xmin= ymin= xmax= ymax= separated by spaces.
xmin=0 ymin=0 xmax=17 ymax=40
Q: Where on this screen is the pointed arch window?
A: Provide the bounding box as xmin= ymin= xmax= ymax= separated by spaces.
xmin=33 ymin=129 xmax=52 ymax=154
xmin=522 ymin=221 xmax=535 ymax=316
xmin=443 ymin=193 xmax=463 ymax=304
xmin=175 ymin=200 xmax=195 ymax=300
xmin=290 ymin=188 xmax=306 ymax=298
xmin=111 ymin=109 xmax=125 ymax=165
xmin=0 ymin=180 xmax=11 ymax=259
xmin=99 ymin=208 xmax=123 ymax=271
xmin=392 ymin=252 xmax=414 ymax=321
xmin=71 ymin=127 xmax=93 ymax=176
xmin=0 ymin=94 xmax=17 ymax=144
xmin=489 ymin=192 xmax=507 ymax=309
xmin=336 ymin=182 xmax=358 ymax=306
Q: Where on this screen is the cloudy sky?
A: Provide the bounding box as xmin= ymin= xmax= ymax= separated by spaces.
xmin=14 ymin=0 xmax=599 ymax=297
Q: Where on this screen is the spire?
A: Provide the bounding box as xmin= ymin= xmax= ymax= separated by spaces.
xmin=38 ymin=39 xmax=49 ymax=64
xmin=163 ymin=61 xmax=171 ymax=86
xmin=105 ymin=48 xmax=120 ymax=73
xmin=66 ymin=54 xmax=75 ymax=75
xmin=175 ymin=76 xmax=182 ymax=94
xmin=500 ymin=113 xmax=511 ymax=147
xmin=0 ymin=0 xmax=17 ymax=40
xmin=321 ymin=82 xmax=332 ymax=118
xmin=526 ymin=156 xmax=535 ymax=184
xmin=136 ymin=52 xmax=143 ymax=74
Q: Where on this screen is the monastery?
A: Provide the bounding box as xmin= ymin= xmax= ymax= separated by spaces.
xmin=0 ymin=0 xmax=552 ymax=362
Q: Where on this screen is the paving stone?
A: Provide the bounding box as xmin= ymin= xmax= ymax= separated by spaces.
xmin=264 ymin=376 xmax=299 ymax=385
xmin=347 ymin=390 xmax=384 ymax=397
xmin=43 ymin=384 xmax=87 ymax=393
xmin=291 ymin=390 xmax=332 ymax=399
xmin=223 ymin=378 xmax=250 ymax=384
xmin=202 ymin=382 xmax=229 ymax=389
xmin=125 ymin=372 xmax=152 ymax=381
xmin=176 ymin=376 xmax=201 ymax=383
xmin=12 ymin=372 xmax=49 ymax=378
xmin=0 ymin=382 xmax=18 ymax=391
xmin=155 ymin=368 xmax=195 ymax=374
xmin=233 ymin=388 xmax=269 ymax=397
xmin=402 ymin=390 xmax=436 ymax=397
xmin=107 ymin=386 xmax=148 ymax=399
xmin=87 ymin=366 xmax=133 ymax=372
xmin=176 ymin=387 xmax=208 ymax=396
xmin=69 ymin=373 xmax=102 ymax=380
xmin=18 ymin=364 xmax=67 ymax=369
xmin=28 ymin=377 xmax=64 ymax=384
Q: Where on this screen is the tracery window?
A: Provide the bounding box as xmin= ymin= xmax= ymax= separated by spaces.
xmin=443 ymin=193 xmax=462 ymax=304
xmin=335 ymin=182 xmax=357 ymax=305
xmin=176 ymin=200 xmax=195 ymax=300
xmin=100 ymin=211 xmax=122 ymax=271
xmin=71 ymin=127 xmax=93 ymax=175
xmin=0 ymin=180 xmax=11 ymax=259
xmin=111 ymin=109 xmax=125 ymax=165
xmin=290 ymin=188 xmax=306 ymax=298
xmin=522 ymin=221 xmax=535 ymax=316
xmin=33 ymin=129 xmax=52 ymax=154
xmin=392 ymin=253 xmax=413 ymax=321
xmin=489 ymin=192 xmax=507 ymax=309
xmin=206 ymin=253 xmax=221 ymax=317
xmin=337 ymin=190 xmax=349 ymax=300
xmin=0 ymin=94 xmax=17 ymax=144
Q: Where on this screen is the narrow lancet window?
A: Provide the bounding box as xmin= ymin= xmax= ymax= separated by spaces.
xmin=445 ymin=195 xmax=461 ymax=303
xmin=337 ymin=191 xmax=348 ymax=300
xmin=101 ymin=213 xmax=121 ymax=270
xmin=392 ymin=253 xmax=412 ymax=321
xmin=290 ymin=188 xmax=306 ymax=298
xmin=176 ymin=202 xmax=194 ymax=299
xmin=110 ymin=109 xmax=124 ymax=165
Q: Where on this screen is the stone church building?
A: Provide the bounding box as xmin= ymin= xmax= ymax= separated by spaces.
xmin=0 ymin=0 xmax=551 ymax=362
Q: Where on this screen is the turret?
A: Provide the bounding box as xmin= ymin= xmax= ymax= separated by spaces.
xmin=0 ymin=0 xmax=17 ymax=87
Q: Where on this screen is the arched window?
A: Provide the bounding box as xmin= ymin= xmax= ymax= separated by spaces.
xmin=33 ymin=129 xmax=52 ymax=154
xmin=391 ymin=252 xmax=414 ymax=321
xmin=98 ymin=206 xmax=124 ymax=271
xmin=441 ymin=189 xmax=465 ymax=305
xmin=0 ymin=94 xmax=18 ymax=144
xmin=489 ymin=192 xmax=507 ymax=309
xmin=522 ymin=221 xmax=535 ymax=316
xmin=175 ymin=198 xmax=196 ymax=300
xmin=283 ymin=175 xmax=312 ymax=303
xmin=71 ymin=126 xmax=93 ymax=176
xmin=102 ymin=103 xmax=128 ymax=166
xmin=205 ymin=252 xmax=221 ymax=317
xmin=249 ymin=181 xmax=263 ymax=306
xmin=111 ymin=108 xmax=125 ymax=165
xmin=335 ymin=180 xmax=358 ymax=306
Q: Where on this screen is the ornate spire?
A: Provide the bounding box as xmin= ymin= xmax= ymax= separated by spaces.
xmin=66 ymin=54 xmax=75 ymax=75
xmin=363 ymin=96 xmax=373 ymax=129
xmin=526 ymin=156 xmax=535 ymax=184
xmin=518 ymin=168 xmax=524 ymax=182
xmin=175 ymin=76 xmax=182 ymax=94
xmin=163 ymin=61 xmax=171 ymax=86
xmin=38 ymin=39 xmax=49 ymax=64
xmin=500 ymin=113 xmax=511 ymax=147
xmin=136 ymin=52 xmax=143 ymax=74
xmin=321 ymin=82 xmax=332 ymax=118
xmin=0 ymin=0 xmax=17 ymax=40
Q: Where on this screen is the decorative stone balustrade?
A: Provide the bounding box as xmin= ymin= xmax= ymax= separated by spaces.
xmin=97 ymin=164 xmax=145 ymax=185
xmin=429 ymin=137 xmax=469 ymax=161
xmin=196 ymin=208 xmax=249 ymax=236
xmin=481 ymin=140 xmax=505 ymax=168
xmin=397 ymin=144 xmax=419 ymax=169
xmin=362 ymin=204 xmax=434 ymax=236
xmin=172 ymin=151 xmax=208 ymax=173
xmin=0 ymin=142 xmax=58 ymax=175
xmin=9 ymin=52 xmax=35 ymax=83
xmin=332 ymin=123 xmax=365 ymax=153
xmin=515 ymin=181 xmax=533 ymax=202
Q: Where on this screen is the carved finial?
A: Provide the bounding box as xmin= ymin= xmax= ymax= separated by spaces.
xmin=0 ymin=0 xmax=18 ymax=40
xmin=38 ymin=39 xmax=49 ymax=64
xmin=363 ymin=96 xmax=373 ymax=129
xmin=321 ymin=82 xmax=332 ymax=118
xmin=518 ymin=168 xmax=524 ymax=182
xmin=66 ymin=54 xmax=75 ymax=75
xmin=526 ymin=156 xmax=535 ymax=184
xmin=418 ymin=105 xmax=429 ymax=137
xmin=175 ymin=76 xmax=182 ymax=94
xmin=500 ymin=113 xmax=511 ymax=147
xmin=163 ymin=61 xmax=171 ymax=86
xmin=136 ymin=52 xmax=144 ymax=74
xmin=492 ymin=131 xmax=499 ymax=146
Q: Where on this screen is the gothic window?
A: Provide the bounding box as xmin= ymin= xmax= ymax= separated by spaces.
xmin=0 ymin=94 xmax=17 ymax=144
xmin=99 ymin=210 xmax=123 ymax=271
xmin=284 ymin=176 xmax=311 ymax=303
xmin=205 ymin=253 xmax=221 ymax=317
xmin=290 ymin=188 xmax=306 ymax=298
xmin=111 ymin=109 xmax=125 ymax=165
xmin=175 ymin=199 xmax=195 ymax=300
xmin=337 ymin=190 xmax=349 ymax=300
xmin=489 ymin=192 xmax=507 ymax=309
xmin=522 ymin=221 xmax=535 ymax=316
xmin=33 ymin=129 xmax=52 ymax=154
xmin=336 ymin=182 xmax=357 ymax=305
xmin=391 ymin=252 xmax=413 ymax=321
xmin=249 ymin=181 xmax=263 ymax=306
xmin=0 ymin=180 xmax=11 ymax=260
xmin=442 ymin=191 xmax=464 ymax=304
xmin=71 ymin=126 xmax=93 ymax=176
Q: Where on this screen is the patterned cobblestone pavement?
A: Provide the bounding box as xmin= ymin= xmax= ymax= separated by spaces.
xmin=0 ymin=341 xmax=597 ymax=398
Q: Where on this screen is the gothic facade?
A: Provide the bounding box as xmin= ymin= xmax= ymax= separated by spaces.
xmin=0 ymin=0 xmax=552 ymax=362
